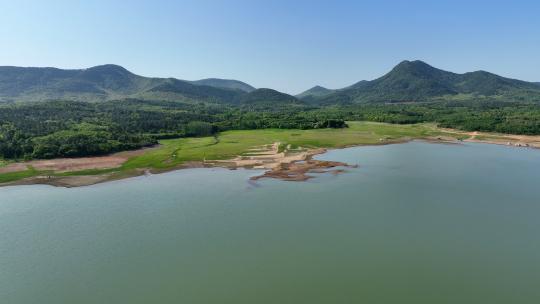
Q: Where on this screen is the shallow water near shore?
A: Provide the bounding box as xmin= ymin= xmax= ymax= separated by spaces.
xmin=1 ymin=141 xmax=540 ymax=304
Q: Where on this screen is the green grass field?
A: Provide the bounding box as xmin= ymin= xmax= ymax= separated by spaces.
xmin=0 ymin=122 xmax=459 ymax=184
xmin=122 ymin=122 xmax=451 ymax=169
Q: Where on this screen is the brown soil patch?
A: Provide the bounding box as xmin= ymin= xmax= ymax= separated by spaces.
xmin=28 ymin=156 xmax=126 ymax=173
xmin=0 ymin=163 xmax=29 ymax=174
xmin=0 ymin=146 xmax=160 ymax=175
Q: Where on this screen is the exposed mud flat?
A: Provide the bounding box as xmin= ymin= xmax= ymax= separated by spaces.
xmin=211 ymin=142 xmax=313 ymax=170
xmin=250 ymin=159 xmax=354 ymax=181
xmin=209 ymin=143 xmax=355 ymax=181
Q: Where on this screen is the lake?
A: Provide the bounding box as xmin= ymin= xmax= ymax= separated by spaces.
xmin=1 ymin=141 xmax=540 ymax=304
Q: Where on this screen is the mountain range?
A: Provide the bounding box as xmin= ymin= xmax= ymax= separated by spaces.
xmin=1 ymin=60 xmax=539 ymax=105
xmin=297 ymin=60 xmax=540 ymax=104
xmin=0 ymin=64 xmax=257 ymax=104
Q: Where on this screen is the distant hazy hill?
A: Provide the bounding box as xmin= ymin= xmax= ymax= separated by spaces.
xmin=140 ymin=78 xmax=246 ymax=104
xmin=238 ymin=88 xmax=301 ymax=105
xmin=296 ymin=86 xmax=334 ymax=99
xmin=0 ymin=64 xmax=256 ymax=103
xmin=190 ymin=78 xmax=255 ymax=93
xmin=301 ymin=60 xmax=540 ymax=104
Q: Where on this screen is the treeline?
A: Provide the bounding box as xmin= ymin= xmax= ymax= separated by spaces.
xmin=333 ymin=100 xmax=540 ymax=135
xmin=0 ymin=122 xmax=156 ymax=159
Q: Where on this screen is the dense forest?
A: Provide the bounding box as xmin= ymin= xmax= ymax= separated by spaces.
xmin=0 ymin=100 xmax=347 ymax=159
xmin=1 ymin=98 xmax=539 ymax=160
xmin=334 ymin=100 xmax=540 ymax=135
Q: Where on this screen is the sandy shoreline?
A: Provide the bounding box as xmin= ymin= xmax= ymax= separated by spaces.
xmin=1 ymin=129 xmax=539 ymax=188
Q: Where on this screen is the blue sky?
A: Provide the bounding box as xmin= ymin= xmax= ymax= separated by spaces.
xmin=1 ymin=0 xmax=539 ymax=94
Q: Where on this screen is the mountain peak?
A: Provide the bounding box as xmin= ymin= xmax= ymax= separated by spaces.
xmin=391 ymin=60 xmax=440 ymax=74
xmin=296 ymin=85 xmax=334 ymax=99
xmin=381 ymin=60 xmax=459 ymax=86
xmin=303 ymin=85 xmax=331 ymax=94
xmin=312 ymin=60 xmax=540 ymax=104
xmin=84 ymin=64 xmax=132 ymax=75
xmin=397 ymin=59 xmax=429 ymax=66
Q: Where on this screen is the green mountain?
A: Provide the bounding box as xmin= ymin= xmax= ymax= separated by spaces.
xmin=296 ymin=85 xmax=334 ymax=102
xmin=140 ymin=78 xmax=245 ymax=104
xmin=237 ymin=88 xmax=301 ymax=105
xmin=3 ymin=61 xmax=539 ymax=105
xmin=190 ymin=78 xmax=255 ymax=92
xmin=308 ymin=60 xmax=540 ymax=104
xmin=0 ymin=65 xmax=254 ymax=103
xmin=0 ymin=65 xmax=152 ymax=102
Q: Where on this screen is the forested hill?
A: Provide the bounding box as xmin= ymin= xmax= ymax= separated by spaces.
xmin=0 ymin=64 xmax=257 ymax=103
xmin=296 ymin=86 xmax=334 ymax=103
xmin=239 ymin=88 xmax=301 ymax=105
xmin=189 ymin=78 xmax=255 ymax=92
xmin=300 ymin=60 xmax=540 ymax=104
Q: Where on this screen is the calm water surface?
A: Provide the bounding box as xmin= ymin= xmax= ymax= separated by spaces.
xmin=1 ymin=142 xmax=540 ymax=304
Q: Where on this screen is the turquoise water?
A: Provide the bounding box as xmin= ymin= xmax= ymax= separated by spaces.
xmin=1 ymin=141 xmax=540 ymax=303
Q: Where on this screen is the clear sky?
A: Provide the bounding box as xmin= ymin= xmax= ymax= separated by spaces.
xmin=1 ymin=0 xmax=539 ymax=94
